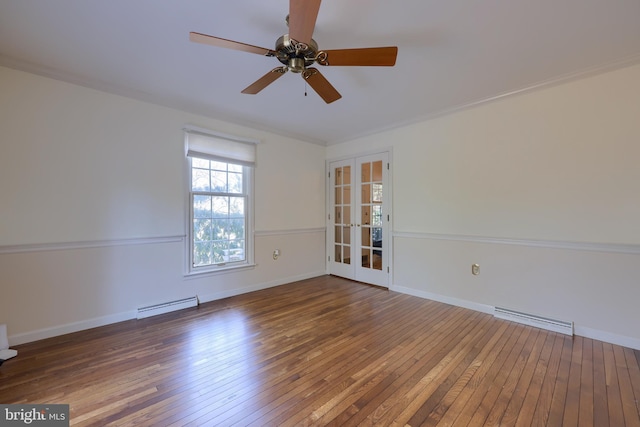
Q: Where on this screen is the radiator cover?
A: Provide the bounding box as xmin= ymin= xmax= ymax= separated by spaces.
xmin=494 ymin=307 xmax=573 ymax=336
xmin=137 ymin=296 xmax=198 ymax=319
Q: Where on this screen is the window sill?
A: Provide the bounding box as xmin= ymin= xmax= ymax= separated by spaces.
xmin=184 ymin=263 xmax=256 ymax=280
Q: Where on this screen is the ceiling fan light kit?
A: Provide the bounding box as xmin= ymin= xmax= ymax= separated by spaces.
xmin=189 ymin=0 xmax=398 ymax=103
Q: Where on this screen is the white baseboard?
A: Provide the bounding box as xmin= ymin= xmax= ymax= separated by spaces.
xmin=8 ymin=271 xmax=326 ymax=347
xmin=198 ymin=271 xmax=326 ymax=304
xmin=574 ymin=325 xmax=640 ymax=351
xmin=391 ymin=285 xmax=640 ymax=351
xmin=391 ymin=285 xmax=494 ymax=315
xmin=8 ymin=310 xmax=136 ymax=347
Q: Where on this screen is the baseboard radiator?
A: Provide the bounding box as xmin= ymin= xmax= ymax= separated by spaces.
xmin=137 ymin=296 xmax=198 ymax=319
xmin=494 ymin=307 xmax=574 ymax=336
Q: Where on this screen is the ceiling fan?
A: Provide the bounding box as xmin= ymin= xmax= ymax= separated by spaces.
xmin=189 ymin=0 xmax=398 ymax=104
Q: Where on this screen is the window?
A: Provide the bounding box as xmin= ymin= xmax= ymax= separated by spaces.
xmin=185 ymin=127 xmax=256 ymax=274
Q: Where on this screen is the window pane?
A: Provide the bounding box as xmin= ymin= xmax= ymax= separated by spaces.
xmin=212 ymin=170 xmax=227 ymax=192
xmin=192 ymin=168 xmax=210 ymax=191
xmin=192 ymin=158 xmax=209 ymax=169
xmin=229 ymin=197 xmax=244 ymax=216
xmin=193 ymin=218 xmax=212 ymax=242
xmin=228 ymin=172 xmax=242 ymax=193
xmin=228 ymin=163 xmax=242 ymax=173
xmin=229 ymin=218 xmax=245 ymax=239
xmin=193 ymin=242 xmax=212 ymax=266
xmin=193 ymin=195 xmax=212 ymax=218
xmin=212 ymin=241 xmax=227 ymax=263
xmin=212 ymin=197 xmax=229 ymax=217
xmin=211 ymin=161 xmax=227 ymax=171
xmin=212 ymin=219 xmax=226 ymax=240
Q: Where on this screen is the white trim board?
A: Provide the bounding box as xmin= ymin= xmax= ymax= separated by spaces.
xmin=393 ymin=232 xmax=640 ymax=255
xmin=8 ymin=271 xmax=326 ymax=347
xmin=391 ymin=285 xmax=640 ymax=351
xmin=255 ymin=227 xmax=326 ymax=237
xmin=0 ymin=235 xmax=185 ymax=255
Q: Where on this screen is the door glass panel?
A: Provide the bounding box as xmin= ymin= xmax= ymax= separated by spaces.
xmin=343 ymin=186 xmax=351 ymax=209
xmin=358 ymin=160 xmax=383 ymax=274
xmin=362 ymin=248 xmax=371 ymax=268
xmin=372 ymin=205 xmax=382 ymax=226
xmin=373 ymin=249 xmax=382 ymax=270
xmin=343 ymin=226 xmax=351 ymax=244
xmin=343 ymin=166 xmax=351 ymax=185
xmin=362 ymin=184 xmax=371 ymax=204
xmin=361 ymin=205 xmax=371 ymax=225
xmin=361 ymin=162 xmax=371 ymax=182
xmin=361 ymin=227 xmax=371 ymax=246
xmin=333 ymin=165 xmax=351 ymax=267
xmin=373 ymin=183 xmax=383 ymax=203
xmin=373 ymin=161 xmax=383 ymax=182
xmin=343 ymin=206 xmax=351 ymax=225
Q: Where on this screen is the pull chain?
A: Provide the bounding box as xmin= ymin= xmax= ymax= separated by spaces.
xmin=304 ymin=81 xmax=308 ymax=97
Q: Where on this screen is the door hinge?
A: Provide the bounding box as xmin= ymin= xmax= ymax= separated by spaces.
xmin=387 ymin=266 xmax=390 ymax=273
xmin=328 ymin=171 xmax=330 ymax=178
xmin=328 ymin=213 xmax=331 ymax=220
xmin=328 ymin=255 xmax=331 ymax=262
xmin=387 ymin=162 xmax=389 ymax=170
xmin=387 ymin=214 xmax=390 ymax=221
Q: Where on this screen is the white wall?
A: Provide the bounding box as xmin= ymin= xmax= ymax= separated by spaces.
xmin=328 ymin=64 xmax=640 ymax=349
xmin=0 ymin=66 xmax=326 ymax=344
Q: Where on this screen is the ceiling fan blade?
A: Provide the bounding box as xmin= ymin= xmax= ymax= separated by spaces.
xmin=319 ymin=47 xmax=398 ymax=66
xmin=189 ymin=32 xmax=276 ymax=56
xmin=288 ymin=0 xmax=321 ymax=45
xmin=241 ymin=67 xmax=288 ymax=95
xmin=302 ymin=68 xmax=341 ymax=104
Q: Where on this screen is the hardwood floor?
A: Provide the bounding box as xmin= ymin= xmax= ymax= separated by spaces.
xmin=1 ymin=275 xmax=639 ymax=426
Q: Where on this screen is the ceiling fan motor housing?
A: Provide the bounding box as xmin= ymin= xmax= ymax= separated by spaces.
xmin=275 ymin=35 xmax=318 ymax=73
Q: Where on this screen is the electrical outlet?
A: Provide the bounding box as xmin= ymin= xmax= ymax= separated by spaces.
xmin=472 ymin=264 xmax=480 ymax=275
xmin=273 ymin=249 xmax=280 ymax=260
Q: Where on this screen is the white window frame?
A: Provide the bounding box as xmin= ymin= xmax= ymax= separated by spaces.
xmin=184 ymin=125 xmax=256 ymax=276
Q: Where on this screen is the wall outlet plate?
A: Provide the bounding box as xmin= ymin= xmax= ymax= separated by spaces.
xmin=472 ymin=264 xmax=480 ymax=275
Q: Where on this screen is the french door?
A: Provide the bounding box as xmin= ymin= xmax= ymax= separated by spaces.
xmin=328 ymin=152 xmax=389 ymax=287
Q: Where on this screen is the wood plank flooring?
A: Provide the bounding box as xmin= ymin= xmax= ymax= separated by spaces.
xmin=1 ymin=275 xmax=639 ymax=426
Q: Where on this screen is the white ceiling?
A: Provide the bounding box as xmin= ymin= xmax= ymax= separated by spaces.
xmin=1 ymin=0 xmax=639 ymax=145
